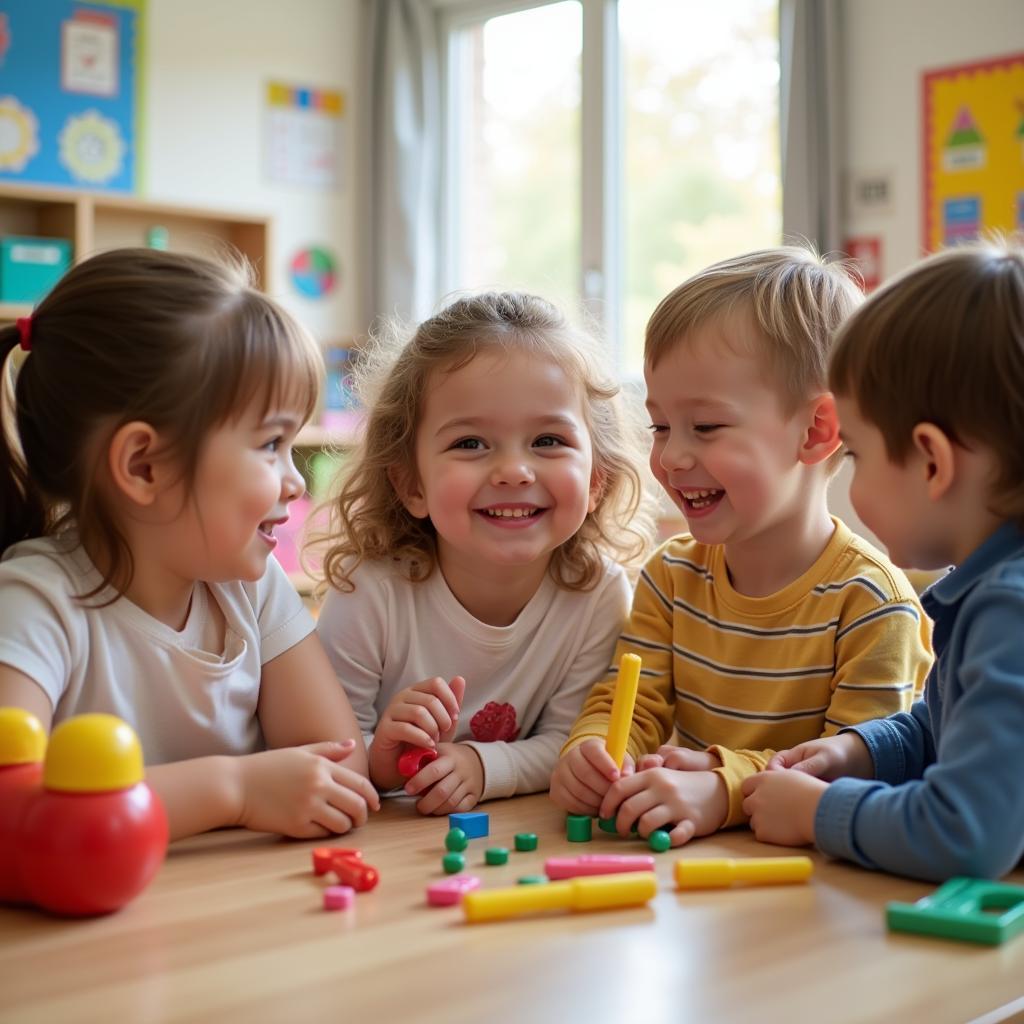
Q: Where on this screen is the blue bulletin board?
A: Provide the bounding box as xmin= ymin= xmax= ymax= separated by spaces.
xmin=0 ymin=1 xmax=144 ymax=192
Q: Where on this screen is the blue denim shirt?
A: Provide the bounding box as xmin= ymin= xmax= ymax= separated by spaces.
xmin=815 ymin=521 xmax=1024 ymax=881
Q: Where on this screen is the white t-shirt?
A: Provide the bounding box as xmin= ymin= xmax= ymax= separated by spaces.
xmin=0 ymin=535 xmax=314 ymax=765
xmin=316 ymin=556 xmax=631 ymax=800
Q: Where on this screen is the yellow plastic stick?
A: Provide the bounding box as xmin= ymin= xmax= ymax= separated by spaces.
xmin=674 ymin=856 xmax=813 ymax=890
xmin=605 ymin=653 xmax=641 ymax=770
xmin=463 ymin=871 xmax=657 ymax=923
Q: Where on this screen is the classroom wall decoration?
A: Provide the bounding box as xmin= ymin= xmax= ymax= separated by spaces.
xmin=0 ymin=1 xmax=143 ymax=192
xmin=265 ymin=81 xmax=344 ymax=191
xmin=922 ymin=52 xmax=1024 ymax=252
xmin=289 ymin=244 xmax=339 ymax=299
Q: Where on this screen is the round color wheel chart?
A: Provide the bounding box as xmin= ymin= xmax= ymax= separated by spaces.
xmin=290 ymin=246 xmax=338 ymax=299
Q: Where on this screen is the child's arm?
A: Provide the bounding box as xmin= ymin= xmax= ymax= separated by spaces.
xmin=560 ymin=561 xmax=678 ymax=763
xmin=0 ymin=648 xmax=381 ymax=843
xmin=707 ymin=596 xmax=933 ymax=827
xmin=257 ymin=632 xmax=369 ymax=774
xmin=747 ymin=589 xmax=1024 ymax=881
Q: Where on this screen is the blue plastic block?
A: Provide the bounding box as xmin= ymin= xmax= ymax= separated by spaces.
xmin=448 ymin=811 xmax=489 ymax=839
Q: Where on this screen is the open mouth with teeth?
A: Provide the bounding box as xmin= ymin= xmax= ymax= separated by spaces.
xmin=476 ymin=505 xmax=547 ymax=525
xmin=679 ymin=488 xmax=724 ymax=515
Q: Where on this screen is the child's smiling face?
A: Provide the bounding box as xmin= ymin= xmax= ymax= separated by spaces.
xmin=163 ymin=396 xmax=307 ymax=583
xmin=398 ymin=347 xmax=599 ymax=583
xmin=644 ymin=314 xmax=812 ymax=549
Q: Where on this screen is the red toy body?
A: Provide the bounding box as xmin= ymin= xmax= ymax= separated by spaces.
xmin=18 ymin=781 xmax=168 ymax=916
xmin=0 ymin=761 xmax=43 ymax=903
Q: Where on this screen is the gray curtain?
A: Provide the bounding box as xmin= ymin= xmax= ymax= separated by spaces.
xmin=779 ymin=0 xmax=844 ymax=254
xmin=364 ymin=0 xmax=441 ymax=325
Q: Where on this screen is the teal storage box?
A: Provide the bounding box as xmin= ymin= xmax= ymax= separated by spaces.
xmin=0 ymin=236 xmax=72 ymax=304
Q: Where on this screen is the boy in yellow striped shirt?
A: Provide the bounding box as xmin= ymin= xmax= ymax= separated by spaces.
xmin=550 ymin=247 xmax=933 ymax=846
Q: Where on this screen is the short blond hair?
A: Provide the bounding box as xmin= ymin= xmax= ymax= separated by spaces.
xmin=317 ymin=291 xmax=657 ymax=593
xmin=645 ymin=245 xmax=863 ymax=413
xmin=830 ymin=238 xmax=1024 ymax=526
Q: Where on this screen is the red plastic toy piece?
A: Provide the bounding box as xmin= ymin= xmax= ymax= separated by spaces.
xmin=398 ymin=745 xmax=439 ymax=778
xmin=312 ymin=846 xmax=363 ymax=875
xmin=330 ymin=851 xmax=379 ymax=892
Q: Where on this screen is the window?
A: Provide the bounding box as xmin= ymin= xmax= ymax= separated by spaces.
xmin=441 ymin=0 xmax=780 ymax=375
xmin=443 ymin=2 xmax=582 ymax=316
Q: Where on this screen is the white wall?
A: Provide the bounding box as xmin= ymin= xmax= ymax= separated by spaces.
xmin=841 ymin=0 xmax=1022 ymax=277
xmin=830 ymin=0 xmax=1023 ymax=549
xmin=143 ymin=0 xmax=363 ymax=341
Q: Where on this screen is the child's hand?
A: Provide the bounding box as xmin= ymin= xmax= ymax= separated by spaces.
xmin=636 ymin=745 xmax=721 ymax=772
xmin=741 ymin=770 xmax=827 ymax=846
xmin=599 ymin=767 xmax=727 ymax=847
xmin=376 ymin=675 xmax=467 ymax=751
xmin=233 ymin=740 xmax=380 ymax=838
xmin=369 ymin=676 xmax=467 ymax=788
xmin=549 ymin=739 xmax=635 ymax=815
xmin=766 ymin=732 xmax=873 ymax=781
xmin=403 ymin=742 xmax=484 ymax=815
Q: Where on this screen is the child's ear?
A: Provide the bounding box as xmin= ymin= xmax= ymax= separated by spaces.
xmin=387 ymin=463 xmax=428 ymax=518
xmin=798 ymin=392 xmax=842 ymax=466
xmin=911 ymin=423 xmax=956 ymax=501
xmin=106 ymin=421 xmax=162 ymax=507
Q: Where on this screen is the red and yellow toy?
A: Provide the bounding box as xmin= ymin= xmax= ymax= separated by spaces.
xmin=0 ymin=709 xmax=168 ymax=916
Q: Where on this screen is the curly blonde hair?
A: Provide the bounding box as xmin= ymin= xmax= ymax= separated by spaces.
xmin=316 ymin=291 xmax=656 ymax=593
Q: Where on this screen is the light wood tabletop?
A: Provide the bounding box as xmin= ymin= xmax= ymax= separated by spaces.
xmin=1 ymin=793 xmax=1022 ymax=1024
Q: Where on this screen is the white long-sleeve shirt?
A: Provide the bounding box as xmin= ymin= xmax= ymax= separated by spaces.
xmin=316 ymin=556 xmax=631 ymax=800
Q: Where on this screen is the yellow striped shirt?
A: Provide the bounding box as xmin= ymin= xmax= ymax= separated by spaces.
xmin=564 ymin=518 xmax=934 ymax=825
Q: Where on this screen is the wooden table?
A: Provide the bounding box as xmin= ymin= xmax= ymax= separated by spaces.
xmin=1 ymin=794 xmax=1022 ymax=1023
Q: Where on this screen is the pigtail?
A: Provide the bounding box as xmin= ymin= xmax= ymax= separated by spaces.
xmin=0 ymin=324 xmax=47 ymax=555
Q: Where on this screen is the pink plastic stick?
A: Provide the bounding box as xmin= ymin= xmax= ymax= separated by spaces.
xmin=426 ymin=874 xmax=482 ymax=907
xmin=544 ymin=854 xmax=656 ymax=880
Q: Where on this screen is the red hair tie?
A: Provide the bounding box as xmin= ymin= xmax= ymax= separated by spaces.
xmin=15 ymin=316 xmax=32 ymax=352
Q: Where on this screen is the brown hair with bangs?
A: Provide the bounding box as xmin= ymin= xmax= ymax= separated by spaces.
xmin=829 ymin=238 xmax=1024 ymax=524
xmin=0 ymin=247 xmax=323 ymax=598
xmin=317 ymin=291 xmax=657 ymax=594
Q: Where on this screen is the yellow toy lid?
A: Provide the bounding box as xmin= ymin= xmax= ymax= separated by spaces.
xmin=0 ymin=707 xmax=46 ymax=766
xmin=43 ymin=713 xmax=144 ymax=792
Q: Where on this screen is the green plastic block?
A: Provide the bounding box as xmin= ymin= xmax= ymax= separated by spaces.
xmin=648 ymin=829 xmax=672 ymax=853
xmin=485 ymin=847 xmax=509 ymax=866
xmin=566 ymin=814 xmax=593 ymax=842
xmin=598 ymin=817 xmax=618 ymax=834
xmin=886 ymin=877 xmax=1024 ymax=945
xmin=518 ymin=875 xmax=549 ymax=885
xmin=442 ymin=852 xmax=465 ymax=874
xmin=514 ymin=832 xmax=538 ymax=852
xmin=445 ymin=827 xmax=468 ymax=852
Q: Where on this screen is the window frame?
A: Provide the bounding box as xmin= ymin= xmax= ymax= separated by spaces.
xmin=438 ymin=0 xmax=621 ymax=351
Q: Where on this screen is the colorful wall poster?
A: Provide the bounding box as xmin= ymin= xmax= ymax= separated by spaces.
xmin=265 ymin=81 xmax=344 ymax=191
xmin=923 ymin=52 xmax=1024 ymax=251
xmin=0 ymin=1 xmax=143 ymax=192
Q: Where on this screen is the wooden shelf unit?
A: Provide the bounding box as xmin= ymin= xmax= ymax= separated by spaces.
xmin=0 ymin=181 xmax=273 ymax=307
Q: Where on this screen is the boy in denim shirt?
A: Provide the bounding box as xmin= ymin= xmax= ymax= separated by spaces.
xmin=742 ymin=240 xmax=1024 ymax=881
